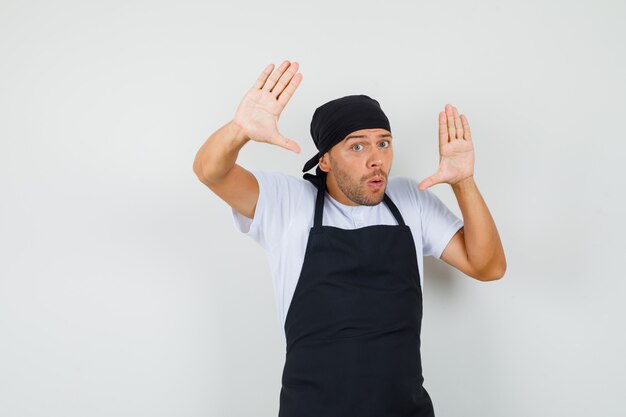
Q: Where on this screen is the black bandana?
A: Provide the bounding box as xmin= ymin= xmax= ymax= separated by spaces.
xmin=302 ymin=94 xmax=391 ymax=188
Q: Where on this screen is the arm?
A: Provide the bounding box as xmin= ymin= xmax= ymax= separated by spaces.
xmin=192 ymin=121 xmax=258 ymax=218
xmin=419 ymin=104 xmax=506 ymax=281
xmin=442 ymin=177 xmax=506 ymax=281
xmin=192 ymin=60 xmax=303 ymax=219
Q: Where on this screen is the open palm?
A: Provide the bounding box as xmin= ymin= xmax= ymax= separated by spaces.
xmin=418 ymin=104 xmax=475 ymax=190
xmin=232 ymin=61 xmax=303 ymax=154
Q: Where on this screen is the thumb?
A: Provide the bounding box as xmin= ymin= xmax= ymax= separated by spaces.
xmin=270 ymin=133 xmax=301 ymax=154
xmin=418 ymin=171 xmax=445 ymax=191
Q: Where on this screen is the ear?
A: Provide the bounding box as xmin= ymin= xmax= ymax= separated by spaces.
xmin=318 ymin=152 xmax=331 ymax=173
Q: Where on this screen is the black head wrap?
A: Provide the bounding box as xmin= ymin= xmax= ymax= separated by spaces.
xmin=302 ymin=94 xmax=391 ymax=188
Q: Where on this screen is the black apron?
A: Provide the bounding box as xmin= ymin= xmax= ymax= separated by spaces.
xmin=279 ymin=176 xmax=435 ymax=417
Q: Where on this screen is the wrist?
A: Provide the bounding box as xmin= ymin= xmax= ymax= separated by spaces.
xmin=228 ymin=119 xmax=250 ymax=145
xmin=451 ymin=176 xmax=475 ymax=192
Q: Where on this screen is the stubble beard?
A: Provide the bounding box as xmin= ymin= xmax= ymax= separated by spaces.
xmin=330 ymin=157 xmax=388 ymax=206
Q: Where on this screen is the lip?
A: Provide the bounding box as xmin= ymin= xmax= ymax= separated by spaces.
xmin=367 ymin=176 xmax=385 ymax=189
xmin=367 ymin=176 xmax=385 ymax=184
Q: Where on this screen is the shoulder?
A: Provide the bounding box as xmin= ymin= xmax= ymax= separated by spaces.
xmin=387 ymin=176 xmax=451 ymax=211
xmin=251 ymin=170 xmax=316 ymax=197
xmin=250 ymin=170 xmax=318 ymax=222
xmin=233 ymin=170 xmax=316 ymax=246
xmin=251 ymin=169 xmax=309 ymax=186
xmin=386 ymin=176 xmax=422 ymax=208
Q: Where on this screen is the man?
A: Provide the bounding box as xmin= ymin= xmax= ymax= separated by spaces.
xmin=193 ymin=60 xmax=506 ymax=417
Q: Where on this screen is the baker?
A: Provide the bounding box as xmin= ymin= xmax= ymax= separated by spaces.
xmin=193 ymin=60 xmax=507 ymax=417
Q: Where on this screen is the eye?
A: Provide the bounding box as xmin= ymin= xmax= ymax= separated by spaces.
xmin=379 ymin=140 xmax=390 ymax=148
xmin=351 ymin=143 xmax=364 ymax=152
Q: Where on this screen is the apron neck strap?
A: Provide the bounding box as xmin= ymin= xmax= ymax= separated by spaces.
xmin=314 ymin=172 xmax=327 ymax=227
xmin=382 ymin=193 xmax=406 ymax=226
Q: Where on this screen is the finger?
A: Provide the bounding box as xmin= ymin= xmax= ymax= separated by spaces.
xmin=417 ymin=171 xmax=445 ymax=191
xmin=277 ymin=72 xmax=303 ymax=108
xmin=252 ymin=63 xmax=274 ymax=90
xmin=262 ymin=60 xmax=290 ymax=92
xmin=446 ymin=104 xmax=456 ymax=141
xmin=269 ymin=134 xmax=301 ymax=154
xmin=461 ymin=115 xmax=472 ymax=141
xmin=438 ymin=111 xmax=448 ymax=147
xmin=453 ymin=107 xmax=464 ymax=139
xmin=271 ymin=61 xmax=299 ymax=97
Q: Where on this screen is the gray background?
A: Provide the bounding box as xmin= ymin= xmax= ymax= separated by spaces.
xmin=1 ymin=0 xmax=624 ymax=416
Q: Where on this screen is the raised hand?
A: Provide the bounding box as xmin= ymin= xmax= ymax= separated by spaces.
xmin=417 ymin=104 xmax=475 ymax=190
xmin=232 ymin=60 xmax=303 ymax=153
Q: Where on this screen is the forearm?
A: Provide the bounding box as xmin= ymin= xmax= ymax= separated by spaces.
xmin=193 ymin=120 xmax=250 ymax=184
xmin=451 ymin=177 xmax=506 ymax=277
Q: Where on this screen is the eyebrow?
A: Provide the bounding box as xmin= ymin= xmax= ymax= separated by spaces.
xmin=344 ymin=133 xmax=393 ymax=142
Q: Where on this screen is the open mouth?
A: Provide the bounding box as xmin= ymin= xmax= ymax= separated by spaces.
xmin=367 ymin=176 xmax=385 ymax=189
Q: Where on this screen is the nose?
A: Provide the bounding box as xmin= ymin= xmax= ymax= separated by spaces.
xmin=368 ymin=159 xmax=382 ymax=169
xmin=367 ymin=148 xmax=384 ymax=169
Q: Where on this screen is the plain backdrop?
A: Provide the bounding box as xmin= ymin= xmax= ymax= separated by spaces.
xmin=1 ymin=0 xmax=625 ymax=416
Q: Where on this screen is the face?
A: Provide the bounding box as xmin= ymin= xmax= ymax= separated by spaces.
xmin=319 ymin=128 xmax=393 ymax=206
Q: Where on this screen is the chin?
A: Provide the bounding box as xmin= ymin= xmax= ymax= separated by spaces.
xmin=363 ymin=194 xmax=385 ymax=206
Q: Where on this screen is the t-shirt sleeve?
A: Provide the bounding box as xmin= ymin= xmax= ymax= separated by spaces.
xmin=231 ymin=170 xmax=305 ymax=250
xmin=416 ymin=184 xmax=464 ymax=259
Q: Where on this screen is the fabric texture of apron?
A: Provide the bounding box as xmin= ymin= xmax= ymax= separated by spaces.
xmin=278 ymin=176 xmax=435 ymax=417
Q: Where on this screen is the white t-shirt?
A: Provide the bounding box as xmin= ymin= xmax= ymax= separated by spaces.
xmin=231 ymin=170 xmax=464 ymax=342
